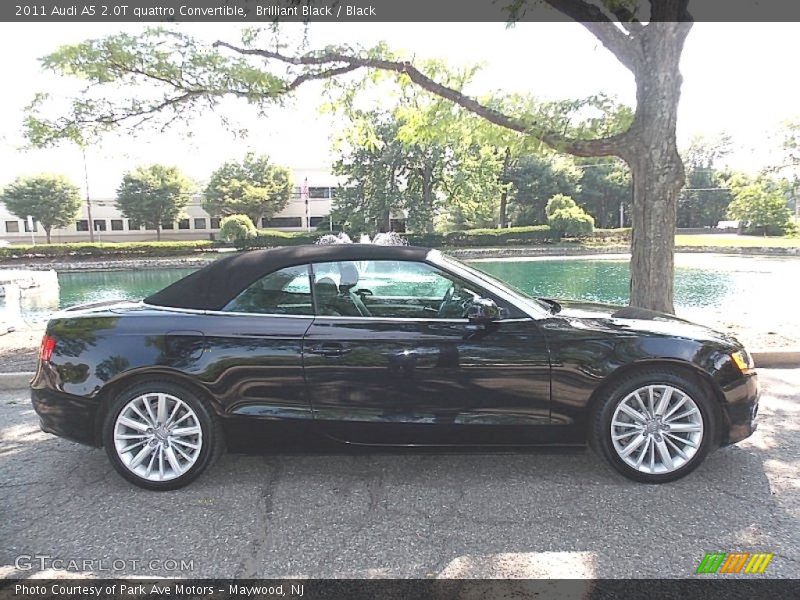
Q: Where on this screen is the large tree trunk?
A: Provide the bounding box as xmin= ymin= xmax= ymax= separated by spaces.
xmin=45 ymin=227 xmax=52 ymax=244
xmin=623 ymin=24 xmax=688 ymax=314
xmin=380 ymin=207 xmax=391 ymax=233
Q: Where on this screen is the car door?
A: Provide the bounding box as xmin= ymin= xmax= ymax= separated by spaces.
xmin=197 ymin=264 xmax=316 ymax=447
xmin=302 ymin=259 xmax=551 ymax=446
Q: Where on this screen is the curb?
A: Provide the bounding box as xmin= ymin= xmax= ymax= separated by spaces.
xmin=0 ymin=372 xmax=33 ymax=391
xmin=752 ymin=350 xmax=800 ymax=369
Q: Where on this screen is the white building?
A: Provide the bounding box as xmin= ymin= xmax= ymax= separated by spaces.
xmin=0 ymin=168 xmax=340 ymax=244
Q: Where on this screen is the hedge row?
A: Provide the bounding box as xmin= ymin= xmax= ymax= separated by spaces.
xmin=406 ymin=227 xmax=631 ymax=247
xmin=239 ymin=226 xmax=631 ymax=249
xmin=0 ymin=240 xmax=219 ymax=260
xmin=588 ymin=228 xmax=632 ymax=242
xmin=0 ymin=227 xmax=633 ymax=260
xmin=236 ymin=230 xmax=319 ymax=250
xmin=404 ymin=225 xmax=551 ymax=247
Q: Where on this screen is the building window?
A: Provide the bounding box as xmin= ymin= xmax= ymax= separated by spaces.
xmin=111 ymin=219 xmax=124 ymax=231
xmin=162 ymin=221 xmax=174 ymax=230
xmin=310 ymin=216 xmax=326 ymax=227
xmin=75 ymin=220 xmax=89 ymax=232
xmin=178 ymin=219 xmax=190 ymax=230
xmin=128 ymin=220 xmax=142 ymax=230
xmin=262 ymin=217 xmax=303 ymax=228
xmin=309 ymin=187 xmax=331 ymax=199
xmin=93 ymin=220 xmax=106 ymax=232
xmin=24 ymin=220 xmax=39 ymax=233
xmin=210 ymin=217 xmax=221 ymax=229
xmin=193 ymin=218 xmax=207 ymax=229
xmin=5 ymin=221 xmax=19 ymax=233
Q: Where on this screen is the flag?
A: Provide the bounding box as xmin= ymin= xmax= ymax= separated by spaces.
xmin=301 ymin=177 xmax=310 ymax=230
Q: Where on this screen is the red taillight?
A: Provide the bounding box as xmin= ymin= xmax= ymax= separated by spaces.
xmin=39 ymin=334 xmax=56 ymax=362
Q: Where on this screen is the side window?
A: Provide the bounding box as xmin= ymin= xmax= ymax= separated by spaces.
xmin=223 ymin=265 xmax=313 ymax=315
xmin=311 ymin=260 xmax=485 ymax=319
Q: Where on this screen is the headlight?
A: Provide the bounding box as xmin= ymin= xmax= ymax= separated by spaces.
xmin=731 ymin=349 xmax=755 ymax=373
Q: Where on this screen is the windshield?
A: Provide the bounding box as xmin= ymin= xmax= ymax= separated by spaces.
xmin=428 ymin=251 xmax=551 ymax=316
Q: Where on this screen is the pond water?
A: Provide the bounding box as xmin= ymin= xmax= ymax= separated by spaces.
xmin=5 ymin=254 xmax=799 ymax=327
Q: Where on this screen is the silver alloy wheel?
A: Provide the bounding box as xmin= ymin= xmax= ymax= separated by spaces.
xmin=610 ymin=384 xmax=704 ymax=475
xmin=113 ymin=392 xmax=202 ymax=482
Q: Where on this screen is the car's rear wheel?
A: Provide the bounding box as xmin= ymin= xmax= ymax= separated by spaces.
xmin=103 ymin=381 xmax=223 ymax=490
xmin=590 ymin=369 xmax=716 ymax=483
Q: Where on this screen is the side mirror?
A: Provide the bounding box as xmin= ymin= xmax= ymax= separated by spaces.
xmin=467 ymin=298 xmax=502 ymax=324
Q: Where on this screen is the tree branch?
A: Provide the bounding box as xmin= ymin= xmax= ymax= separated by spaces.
xmin=541 ymin=0 xmax=642 ymax=72
xmin=541 ymin=131 xmax=630 ymax=157
xmin=213 ymin=41 xmax=629 ymax=158
xmin=285 ymin=64 xmax=362 ymax=91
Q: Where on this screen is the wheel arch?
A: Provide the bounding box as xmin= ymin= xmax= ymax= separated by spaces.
xmin=92 ymin=368 xmax=220 ymax=447
xmin=586 ymin=358 xmax=728 ymax=444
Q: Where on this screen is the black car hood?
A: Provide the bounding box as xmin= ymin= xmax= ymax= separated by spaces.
xmin=548 ymin=299 xmax=740 ymax=347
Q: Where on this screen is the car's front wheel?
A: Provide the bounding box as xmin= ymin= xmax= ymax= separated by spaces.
xmin=591 ymin=369 xmax=716 ymax=483
xmin=103 ymin=381 xmax=223 ymax=490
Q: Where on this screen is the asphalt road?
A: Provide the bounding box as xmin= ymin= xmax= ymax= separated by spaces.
xmin=1 ymin=370 xmax=798 ymax=579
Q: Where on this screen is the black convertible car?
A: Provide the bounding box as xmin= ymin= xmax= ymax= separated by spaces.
xmin=31 ymin=244 xmax=759 ymax=489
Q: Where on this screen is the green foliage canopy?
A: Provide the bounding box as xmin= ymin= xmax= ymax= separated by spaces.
xmin=203 ymin=153 xmax=292 ymax=226
xmin=574 ymin=157 xmax=631 ymax=229
xmin=0 ymin=174 xmax=82 ymax=243
xmin=677 ymin=134 xmax=733 ymax=228
xmin=330 ymin=74 xmax=508 ymax=234
xmin=507 ymin=157 xmax=581 ymax=225
xmin=115 ymin=164 xmax=193 ymax=241
xmin=727 ymin=175 xmax=794 ymax=236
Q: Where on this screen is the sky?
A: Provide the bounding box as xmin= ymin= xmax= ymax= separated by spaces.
xmin=0 ymin=22 xmax=799 ymax=197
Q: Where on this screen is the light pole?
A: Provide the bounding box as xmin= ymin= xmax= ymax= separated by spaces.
xmin=81 ymin=147 xmax=95 ymax=242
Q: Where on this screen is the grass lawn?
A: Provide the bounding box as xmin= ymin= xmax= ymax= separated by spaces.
xmin=675 ymin=234 xmax=800 ymax=248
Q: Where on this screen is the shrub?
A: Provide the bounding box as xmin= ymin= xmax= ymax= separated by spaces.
xmin=219 ymin=214 xmax=257 ymax=242
xmin=548 ymin=207 xmax=595 ymax=239
xmin=444 ymin=225 xmax=552 ymax=246
xmin=235 ymin=229 xmax=319 ymax=249
xmin=404 ymin=232 xmax=446 ymax=247
xmin=545 ymin=193 xmax=578 ymax=217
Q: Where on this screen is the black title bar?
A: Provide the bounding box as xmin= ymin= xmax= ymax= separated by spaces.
xmin=2 ymin=579 xmax=800 ymax=600
xmin=3 ymin=0 xmax=800 ymax=23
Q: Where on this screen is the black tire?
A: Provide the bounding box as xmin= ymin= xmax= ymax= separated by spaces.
xmin=589 ymin=368 xmax=717 ymax=484
xmin=102 ymin=380 xmax=224 ymax=490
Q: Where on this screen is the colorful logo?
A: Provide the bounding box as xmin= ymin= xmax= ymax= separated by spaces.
xmin=696 ymin=552 xmax=773 ymax=574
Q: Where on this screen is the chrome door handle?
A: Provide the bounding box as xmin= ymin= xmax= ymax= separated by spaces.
xmin=307 ymin=343 xmax=350 ymax=357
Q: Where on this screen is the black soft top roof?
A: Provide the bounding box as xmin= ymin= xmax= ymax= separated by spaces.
xmin=144 ymin=244 xmax=432 ymax=311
